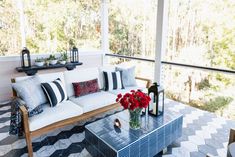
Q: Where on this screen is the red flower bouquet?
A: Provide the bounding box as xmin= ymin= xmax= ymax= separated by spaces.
xmin=116 ymin=90 xmax=151 ymax=129
xmin=116 ymin=90 xmax=151 ymax=110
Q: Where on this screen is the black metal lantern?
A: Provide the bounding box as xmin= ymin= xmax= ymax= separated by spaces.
xmin=70 ymin=46 xmax=79 ymax=63
xmin=21 ymin=47 xmax=31 ymax=68
xmin=148 ymin=82 xmax=165 ymax=116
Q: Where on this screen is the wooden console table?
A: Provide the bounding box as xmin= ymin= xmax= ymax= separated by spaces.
xmin=16 ymin=62 xmax=83 ymax=76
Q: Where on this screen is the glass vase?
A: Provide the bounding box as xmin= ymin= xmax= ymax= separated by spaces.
xmin=129 ymin=108 xmax=142 ymax=130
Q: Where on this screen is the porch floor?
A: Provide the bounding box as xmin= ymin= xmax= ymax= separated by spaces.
xmin=0 ymin=99 xmax=234 ymax=157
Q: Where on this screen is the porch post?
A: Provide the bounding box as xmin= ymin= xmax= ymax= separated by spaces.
xmin=101 ymin=0 xmax=109 ymax=65
xmin=154 ymin=0 xmax=168 ymax=84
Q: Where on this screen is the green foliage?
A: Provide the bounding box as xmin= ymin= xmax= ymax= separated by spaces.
xmin=174 ymin=71 xmax=180 ymax=77
xmin=210 ymin=85 xmax=220 ymax=91
xmin=0 ymin=0 xmax=21 ymax=55
xmin=215 ymin=74 xmax=231 ymax=86
xmin=60 ymin=52 xmax=68 ymax=61
xmin=20 ymin=0 xmax=101 ymax=53
xmin=197 ymin=78 xmax=210 ymax=90
xmin=26 ymin=38 xmax=39 ymax=53
xmin=109 ymin=0 xmax=156 ymax=57
xmin=165 ymin=91 xmax=181 ymax=101
xmin=192 ymin=96 xmax=233 ymax=113
xmin=35 ymin=57 xmax=44 ymax=62
xmin=47 ymin=54 xmax=56 ymax=60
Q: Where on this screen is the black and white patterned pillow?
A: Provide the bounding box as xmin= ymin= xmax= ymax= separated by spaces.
xmin=103 ymin=71 xmax=124 ymax=91
xmin=41 ymin=78 xmax=68 ymax=107
xmin=28 ymin=104 xmax=44 ymax=117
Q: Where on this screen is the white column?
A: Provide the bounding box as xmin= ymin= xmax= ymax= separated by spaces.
xmin=154 ymin=0 xmax=168 ymax=84
xmin=17 ymin=0 xmax=26 ymax=48
xmin=101 ymin=0 xmax=109 ymax=65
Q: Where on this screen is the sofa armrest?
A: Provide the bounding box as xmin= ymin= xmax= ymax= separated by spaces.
xmin=135 ymin=77 xmax=152 ymax=88
xmin=229 ymin=128 xmax=235 ymax=145
xmin=19 ymin=104 xmax=28 ymax=117
xmin=17 ymin=98 xmax=30 ymax=134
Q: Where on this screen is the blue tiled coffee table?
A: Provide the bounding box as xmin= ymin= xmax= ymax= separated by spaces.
xmin=85 ymin=110 xmax=183 ymax=157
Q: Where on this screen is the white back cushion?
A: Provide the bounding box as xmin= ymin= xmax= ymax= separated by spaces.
xmin=64 ymin=68 xmax=100 ymax=97
xmin=69 ymin=91 xmax=116 ymax=113
xmin=15 ymin=72 xmax=65 ymax=84
xmin=98 ymin=65 xmax=116 ymax=89
xmin=15 ymin=76 xmax=32 ymax=82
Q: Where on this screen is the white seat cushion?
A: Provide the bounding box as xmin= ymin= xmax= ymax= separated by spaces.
xmin=64 ymin=68 xmax=101 ymax=97
xmin=69 ymin=91 xmax=117 ymax=113
xmin=29 ymin=100 xmax=83 ymax=131
xmin=108 ymin=86 xmax=146 ymax=95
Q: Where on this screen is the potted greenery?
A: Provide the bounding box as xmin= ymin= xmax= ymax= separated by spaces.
xmin=48 ymin=54 xmax=58 ymax=65
xmin=34 ymin=57 xmax=44 ymax=67
xmin=44 ymin=58 xmax=50 ymax=66
xmin=59 ymin=52 xmax=68 ymax=65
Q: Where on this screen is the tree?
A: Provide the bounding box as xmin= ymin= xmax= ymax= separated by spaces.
xmin=0 ymin=0 xmax=21 ymax=56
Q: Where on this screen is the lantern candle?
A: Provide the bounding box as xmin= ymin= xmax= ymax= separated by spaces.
xmin=21 ymin=47 xmax=31 ymax=68
xmin=148 ymin=82 xmax=165 ymax=116
xmin=70 ymin=46 xmax=79 ymax=63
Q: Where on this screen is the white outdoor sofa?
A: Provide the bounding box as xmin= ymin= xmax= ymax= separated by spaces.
xmin=11 ymin=66 xmax=151 ymax=157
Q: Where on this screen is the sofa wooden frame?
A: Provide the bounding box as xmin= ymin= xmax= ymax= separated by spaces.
xmin=11 ymin=77 xmax=151 ymax=157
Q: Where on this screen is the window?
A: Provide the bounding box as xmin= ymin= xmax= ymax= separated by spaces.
xmin=108 ymin=57 xmax=154 ymax=80
xmin=163 ymin=0 xmax=235 ymax=118
xmin=0 ymin=0 xmax=101 ymax=56
xmin=108 ymin=0 xmax=157 ymax=79
xmin=162 ymin=64 xmax=235 ymax=118
xmin=0 ymin=0 xmax=21 ymax=56
xmin=109 ymin=0 xmax=157 ymax=58
xmin=165 ymin=0 xmax=235 ymax=70
xmin=23 ymin=0 xmax=101 ymax=53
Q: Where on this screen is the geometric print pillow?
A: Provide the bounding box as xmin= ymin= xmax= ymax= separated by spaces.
xmin=41 ymin=78 xmax=68 ymax=107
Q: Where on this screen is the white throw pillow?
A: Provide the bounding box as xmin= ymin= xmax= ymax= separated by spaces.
xmin=116 ymin=66 xmax=137 ymax=87
xmin=12 ymin=76 xmax=47 ymax=112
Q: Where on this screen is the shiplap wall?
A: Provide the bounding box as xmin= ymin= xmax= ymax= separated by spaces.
xmin=0 ymin=54 xmax=103 ymax=103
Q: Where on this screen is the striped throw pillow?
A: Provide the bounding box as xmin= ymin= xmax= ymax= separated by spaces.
xmin=41 ymin=78 xmax=67 ymax=107
xmin=103 ymin=71 xmax=124 ymax=91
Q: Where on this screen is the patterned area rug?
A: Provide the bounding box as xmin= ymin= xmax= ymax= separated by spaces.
xmin=0 ymin=99 xmax=235 ymax=157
